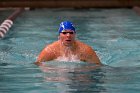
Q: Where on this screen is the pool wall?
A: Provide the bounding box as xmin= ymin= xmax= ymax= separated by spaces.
xmin=0 ymin=0 xmax=140 ymax=8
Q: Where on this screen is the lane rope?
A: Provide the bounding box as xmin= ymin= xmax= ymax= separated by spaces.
xmin=0 ymin=8 xmax=24 ymax=38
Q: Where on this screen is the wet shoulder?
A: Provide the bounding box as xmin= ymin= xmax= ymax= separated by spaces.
xmin=76 ymin=40 xmax=92 ymax=50
xmin=45 ymin=41 xmax=60 ymax=49
xmin=76 ymin=41 xmax=95 ymax=57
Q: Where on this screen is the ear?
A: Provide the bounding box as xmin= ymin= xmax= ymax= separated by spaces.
xmin=58 ymin=36 xmax=60 ymax=40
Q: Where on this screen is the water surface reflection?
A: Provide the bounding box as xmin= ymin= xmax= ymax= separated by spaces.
xmin=39 ymin=62 xmax=106 ymax=93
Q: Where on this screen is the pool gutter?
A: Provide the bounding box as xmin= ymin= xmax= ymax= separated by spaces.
xmin=0 ymin=0 xmax=140 ymax=8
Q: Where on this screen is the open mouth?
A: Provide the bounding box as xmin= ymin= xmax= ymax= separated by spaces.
xmin=66 ymin=40 xmax=71 ymax=42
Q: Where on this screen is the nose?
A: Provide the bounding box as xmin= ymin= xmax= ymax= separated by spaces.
xmin=66 ymin=33 xmax=71 ymax=36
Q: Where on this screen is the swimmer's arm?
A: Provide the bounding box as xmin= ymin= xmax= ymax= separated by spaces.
xmin=34 ymin=47 xmax=54 ymax=66
xmin=86 ymin=47 xmax=102 ymax=65
xmin=87 ymin=54 xmax=101 ymax=65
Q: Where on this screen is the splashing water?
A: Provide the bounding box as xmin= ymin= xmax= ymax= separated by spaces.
xmin=55 ymin=54 xmax=80 ymax=62
xmin=54 ymin=46 xmax=81 ymax=62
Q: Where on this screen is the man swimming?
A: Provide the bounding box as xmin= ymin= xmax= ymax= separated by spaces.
xmin=35 ymin=21 xmax=102 ymax=66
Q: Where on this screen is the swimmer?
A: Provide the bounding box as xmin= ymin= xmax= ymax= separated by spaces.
xmin=35 ymin=21 xmax=102 ymax=66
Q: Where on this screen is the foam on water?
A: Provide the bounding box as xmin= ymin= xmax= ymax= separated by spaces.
xmin=54 ymin=47 xmax=81 ymax=62
xmin=55 ymin=55 xmax=80 ymax=62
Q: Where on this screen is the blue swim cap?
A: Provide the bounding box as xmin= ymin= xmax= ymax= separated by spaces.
xmin=58 ymin=21 xmax=75 ymax=33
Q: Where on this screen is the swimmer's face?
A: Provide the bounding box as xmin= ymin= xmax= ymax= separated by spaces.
xmin=59 ymin=30 xmax=76 ymax=46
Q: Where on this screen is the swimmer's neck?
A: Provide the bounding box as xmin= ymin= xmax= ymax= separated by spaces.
xmin=60 ymin=41 xmax=77 ymax=51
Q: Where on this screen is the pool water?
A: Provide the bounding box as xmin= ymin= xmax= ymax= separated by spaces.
xmin=0 ymin=8 xmax=140 ymax=93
